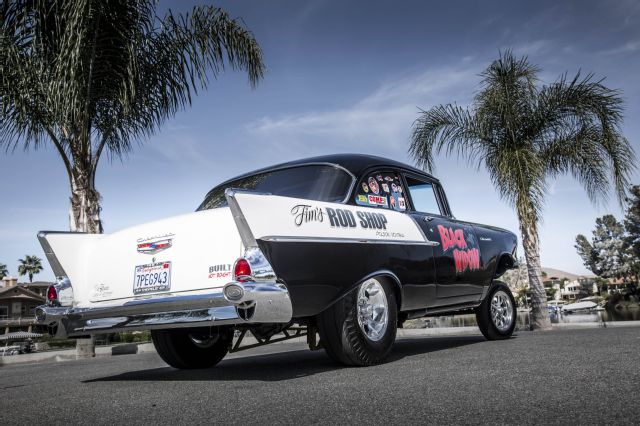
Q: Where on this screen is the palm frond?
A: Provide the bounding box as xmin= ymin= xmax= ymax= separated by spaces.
xmin=409 ymin=104 xmax=485 ymax=173
xmin=1 ymin=0 xmax=265 ymax=177
xmin=537 ymin=73 xmax=636 ymax=205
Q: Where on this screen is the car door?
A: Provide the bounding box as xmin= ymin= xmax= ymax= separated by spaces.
xmin=352 ymin=168 xmax=437 ymax=310
xmin=403 ymin=174 xmax=484 ymax=305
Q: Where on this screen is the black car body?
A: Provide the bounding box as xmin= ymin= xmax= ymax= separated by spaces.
xmin=37 ymin=153 xmax=518 ymax=368
xmin=200 ymin=153 xmax=518 ymax=320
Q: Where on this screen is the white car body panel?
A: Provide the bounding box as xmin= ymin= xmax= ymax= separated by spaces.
xmin=43 ymin=207 xmax=243 ymax=308
xmin=232 ymin=192 xmax=430 ymax=245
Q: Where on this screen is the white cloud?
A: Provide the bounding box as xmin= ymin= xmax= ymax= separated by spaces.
xmin=147 ymin=131 xmax=216 ymax=169
xmin=511 ymin=39 xmax=551 ymax=56
xmin=598 ymin=39 xmax=640 ymax=55
xmin=245 ymin=63 xmax=480 ymax=157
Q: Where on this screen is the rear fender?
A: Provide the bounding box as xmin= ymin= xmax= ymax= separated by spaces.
xmin=225 ymin=189 xmax=436 ymax=316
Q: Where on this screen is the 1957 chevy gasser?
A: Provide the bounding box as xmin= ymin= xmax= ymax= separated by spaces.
xmin=36 ymin=154 xmax=518 ymax=368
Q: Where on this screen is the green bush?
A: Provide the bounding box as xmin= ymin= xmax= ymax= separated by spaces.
xmin=39 ymin=337 xmax=76 ymax=349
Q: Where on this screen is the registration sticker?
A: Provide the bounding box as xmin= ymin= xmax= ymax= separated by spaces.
xmin=133 ymin=261 xmax=171 ymax=294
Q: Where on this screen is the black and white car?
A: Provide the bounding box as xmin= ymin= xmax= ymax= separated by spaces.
xmin=37 ymin=154 xmax=518 ymax=368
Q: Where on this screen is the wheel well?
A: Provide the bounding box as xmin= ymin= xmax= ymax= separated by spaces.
xmin=373 ymin=274 xmax=403 ymax=311
xmin=316 ymin=271 xmax=403 ymax=316
xmin=494 ymin=254 xmax=516 ymax=278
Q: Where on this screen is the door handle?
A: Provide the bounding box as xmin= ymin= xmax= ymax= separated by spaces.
xmin=423 ymin=216 xmax=435 ymax=222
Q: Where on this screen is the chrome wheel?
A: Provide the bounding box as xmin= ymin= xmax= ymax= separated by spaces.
xmin=356 ymin=279 xmax=389 ymax=342
xmin=490 ymin=290 xmax=514 ymax=332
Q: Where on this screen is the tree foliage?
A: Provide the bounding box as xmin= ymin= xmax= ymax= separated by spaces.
xmin=576 ymin=191 xmax=640 ymax=283
xmin=0 ymin=0 xmax=265 ymax=232
xmin=0 ymin=262 xmax=8 ymax=279
xmin=410 ymin=51 xmax=636 ymax=330
xmin=574 ymin=234 xmax=601 ymax=275
xmin=624 ymin=186 xmax=640 ymax=260
xmin=591 ymin=215 xmax=632 ymax=280
xmin=17 ymin=255 xmax=44 ymax=283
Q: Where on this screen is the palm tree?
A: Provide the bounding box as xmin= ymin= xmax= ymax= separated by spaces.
xmin=18 ymin=255 xmax=44 ymax=283
xmin=0 ymin=263 xmax=8 ymax=279
xmin=409 ymin=51 xmax=635 ymax=330
xmin=0 ymin=0 xmax=264 ymax=233
xmin=0 ymin=1 xmax=264 ymax=357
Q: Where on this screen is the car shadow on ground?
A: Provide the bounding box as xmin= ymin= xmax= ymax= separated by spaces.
xmin=84 ymin=335 xmax=487 ymax=383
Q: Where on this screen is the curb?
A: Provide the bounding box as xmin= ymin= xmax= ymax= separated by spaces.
xmin=0 ymin=342 xmax=156 ymax=367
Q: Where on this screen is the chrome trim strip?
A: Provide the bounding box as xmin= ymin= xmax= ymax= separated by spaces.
xmin=408 ymin=215 xmax=440 ymax=246
xmin=225 ymin=188 xmax=262 ymax=248
xmin=211 ymin=162 xmax=357 ymax=206
xmin=37 ymin=231 xmax=72 ymax=278
xmin=243 ymin=246 xmax=277 ymax=281
xmin=260 ymin=235 xmax=439 ymax=246
xmin=35 ymin=281 xmax=292 ymax=338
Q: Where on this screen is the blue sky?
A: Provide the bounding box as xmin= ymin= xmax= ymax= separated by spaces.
xmin=1 ymin=0 xmax=639 ymax=281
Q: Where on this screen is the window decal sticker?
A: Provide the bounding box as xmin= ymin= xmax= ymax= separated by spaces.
xmin=368 ymin=177 xmax=380 ymax=195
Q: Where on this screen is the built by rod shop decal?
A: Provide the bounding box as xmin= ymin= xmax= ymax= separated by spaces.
xmin=437 ymin=225 xmax=480 ymax=273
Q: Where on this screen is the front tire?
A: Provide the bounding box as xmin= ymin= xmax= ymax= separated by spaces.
xmin=476 ymin=282 xmax=516 ymax=340
xmin=151 ymin=327 xmax=231 ymax=369
xmin=317 ymin=277 xmax=397 ymax=366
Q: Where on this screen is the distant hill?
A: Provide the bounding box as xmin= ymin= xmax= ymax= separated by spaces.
xmin=541 ymin=267 xmax=594 ymax=281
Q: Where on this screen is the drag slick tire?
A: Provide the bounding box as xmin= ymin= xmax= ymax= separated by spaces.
xmin=476 ymin=282 xmax=516 ymax=340
xmin=317 ymin=277 xmax=397 ymax=366
xmin=151 ymin=327 xmax=232 ymax=369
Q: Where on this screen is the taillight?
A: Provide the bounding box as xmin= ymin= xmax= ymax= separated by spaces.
xmin=47 ymin=285 xmax=58 ymax=304
xmin=233 ymin=258 xmax=252 ymax=282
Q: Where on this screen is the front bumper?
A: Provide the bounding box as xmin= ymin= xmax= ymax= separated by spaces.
xmin=35 ymin=281 xmax=292 ymax=339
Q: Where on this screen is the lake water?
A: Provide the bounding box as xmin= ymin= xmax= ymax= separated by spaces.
xmin=419 ymin=308 xmax=640 ymax=330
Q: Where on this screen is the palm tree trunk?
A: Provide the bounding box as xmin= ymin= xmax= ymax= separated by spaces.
xmin=517 ymin=213 xmax=552 ymax=330
xmin=69 ymin=163 xmax=102 ymax=358
xmin=69 ymin=166 xmax=103 ymax=233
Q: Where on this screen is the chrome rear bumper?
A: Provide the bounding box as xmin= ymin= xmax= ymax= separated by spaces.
xmin=35 ymin=281 xmax=292 ymax=339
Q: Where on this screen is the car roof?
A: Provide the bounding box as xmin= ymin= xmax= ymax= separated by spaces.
xmin=218 ymin=153 xmax=438 ymax=186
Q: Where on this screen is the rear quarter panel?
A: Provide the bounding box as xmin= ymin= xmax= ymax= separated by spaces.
xmin=43 ymin=208 xmax=243 ymax=307
xmin=472 ymin=224 xmax=518 ymax=285
xmin=232 ymin=192 xmax=438 ymax=316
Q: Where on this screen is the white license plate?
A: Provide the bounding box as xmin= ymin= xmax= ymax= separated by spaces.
xmin=133 ymin=261 xmax=171 ymax=294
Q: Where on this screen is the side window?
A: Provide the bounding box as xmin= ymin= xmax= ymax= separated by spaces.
xmin=405 ymin=176 xmax=442 ymax=215
xmin=354 ymin=171 xmax=407 ymax=212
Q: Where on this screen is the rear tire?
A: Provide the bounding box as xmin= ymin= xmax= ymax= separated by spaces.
xmin=476 ymin=282 xmax=516 ymax=340
xmin=151 ymin=327 xmax=231 ymax=369
xmin=317 ymin=277 xmax=397 ymax=366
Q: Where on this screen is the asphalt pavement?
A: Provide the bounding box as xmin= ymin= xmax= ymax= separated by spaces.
xmin=1 ymin=327 xmax=638 ymax=425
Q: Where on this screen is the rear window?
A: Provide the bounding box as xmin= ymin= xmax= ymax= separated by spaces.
xmin=197 ymin=165 xmax=353 ymax=210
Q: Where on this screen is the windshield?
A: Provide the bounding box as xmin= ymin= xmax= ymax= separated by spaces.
xmin=197 ymin=164 xmax=354 ymax=210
